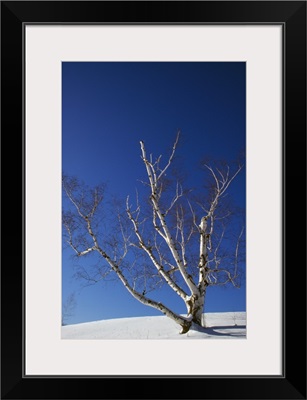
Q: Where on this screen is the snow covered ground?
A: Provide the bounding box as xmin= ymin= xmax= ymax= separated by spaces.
xmin=62 ymin=311 xmax=246 ymax=339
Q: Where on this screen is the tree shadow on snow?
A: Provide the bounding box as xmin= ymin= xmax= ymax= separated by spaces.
xmin=190 ymin=323 xmax=246 ymax=337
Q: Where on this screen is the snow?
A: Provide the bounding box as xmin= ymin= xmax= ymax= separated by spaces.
xmin=62 ymin=311 xmax=246 ymax=340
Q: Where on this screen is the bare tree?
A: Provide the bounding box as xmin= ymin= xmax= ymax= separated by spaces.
xmin=63 ymin=132 xmax=245 ymax=334
xmin=62 ymin=292 xmax=77 ymax=326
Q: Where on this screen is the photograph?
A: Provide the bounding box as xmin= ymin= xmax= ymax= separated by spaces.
xmin=61 ymin=61 xmax=246 ymax=340
xmin=1 ymin=0 xmax=306 ymax=398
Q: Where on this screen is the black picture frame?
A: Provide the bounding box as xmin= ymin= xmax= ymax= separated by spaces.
xmin=1 ymin=1 xmax=306 ymax=399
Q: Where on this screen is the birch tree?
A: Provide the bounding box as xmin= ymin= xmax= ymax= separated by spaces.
xmin=63 ymin=132 xmax=245 ymax=334
xmin=62 ymin=293 xmax=77 ymax=326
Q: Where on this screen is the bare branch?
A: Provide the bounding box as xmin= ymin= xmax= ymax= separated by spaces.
xmin=233 ymin=226 xmax=245 ymax=281
xmin=139 ymin=135 xmax=198 ymax=295
xmin=203 ymin=163 xmax=243 ymax=219
xmin=164 ymin=181 xmax=184 ymax=216
xmin=62 ymin=136 xmax=244 ymax=333
xmin=157 ymin=130 xmax=180 ymax=181
xmin=126 ymin=197 xmax=188 ymax=299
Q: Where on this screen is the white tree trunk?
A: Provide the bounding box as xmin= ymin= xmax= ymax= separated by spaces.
xmin=63 ymin=135 xmax=243 ymax=335
xmin=185 ymin=289 xmax=206 ymax=327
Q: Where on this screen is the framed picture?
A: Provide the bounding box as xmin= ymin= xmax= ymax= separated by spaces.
xmin=1 ymin=1 xmax=306 ymax=399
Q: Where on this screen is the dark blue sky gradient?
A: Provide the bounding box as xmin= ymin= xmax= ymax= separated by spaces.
xmin=62 ymin=62 xmax=246 ymax=324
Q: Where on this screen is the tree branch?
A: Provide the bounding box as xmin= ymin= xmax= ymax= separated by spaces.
xmin=139 ymin=135 xmax=198 ymax=295
xmin=126 ymin=197 xmax=188 ymax=300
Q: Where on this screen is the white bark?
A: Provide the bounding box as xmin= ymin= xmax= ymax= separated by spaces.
xmin=126 ymin=198 xmax=188 ymax=300
xmin=95 ymin=246 xmax=191 ymax=330
xmin=198 ymin=216 xmax=209 ymax=293
xmin=62 ymin=134 xmax=244 ymax=334
xmin=140 ymin=137 xmax=198 ymax=296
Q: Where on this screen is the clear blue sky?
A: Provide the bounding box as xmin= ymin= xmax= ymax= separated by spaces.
xmin=62 ymin=62 xmax=246 ymax=325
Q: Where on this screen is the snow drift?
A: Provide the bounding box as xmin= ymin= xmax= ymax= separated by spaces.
xmin=62 ymin=311 xmax=246 ymax=340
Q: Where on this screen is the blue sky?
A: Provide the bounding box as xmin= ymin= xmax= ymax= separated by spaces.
xmin=62 ymin=62 xmax=246 ymax=325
